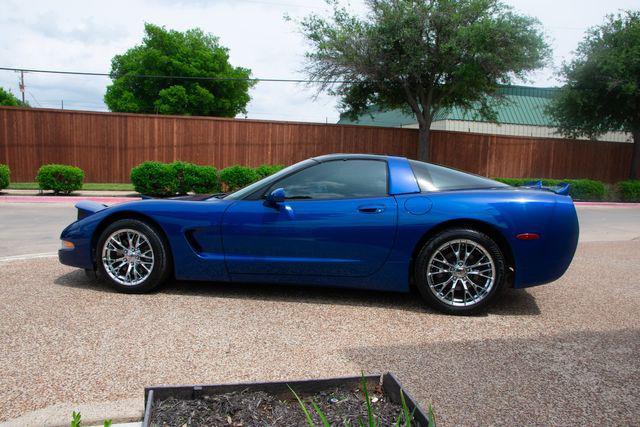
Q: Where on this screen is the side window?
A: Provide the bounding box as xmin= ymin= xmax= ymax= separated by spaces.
xmin=267 ymin=159 xmax=388 ymax=199
xmin=409 ymin=160 xmax=507 ymax=191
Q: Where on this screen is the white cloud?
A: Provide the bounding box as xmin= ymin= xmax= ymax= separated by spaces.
xmin=0 ymin=0 xmax=637 ymax=121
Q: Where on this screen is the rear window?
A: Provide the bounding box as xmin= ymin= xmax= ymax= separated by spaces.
xmin=409 ymin=160 xmax=507 ymax=192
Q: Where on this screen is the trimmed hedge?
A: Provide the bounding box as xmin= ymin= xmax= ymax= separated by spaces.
xmin=0 ymin=164 xmax=9 ymax=190
xmin=255 ymin=164 xmax=284 ymax=179
xmin=617 ymin=180 xmax=640 ymax=202
xmin=36 ymin=164 xmax=84 ymax=195
xmin=186 ymin=164 xmax=220 ymax=195
xmin=495 ymin=177 xmax=606 ymax=201
xmin=172 ymin=161 xmax=220 ymax=195
xmin=131 ymin=161 xmax=178 ymax=196
xmin=130 ymin=162 xmax=285 ymax=196
xmin=130 ymin=161 xmax=220 ymax=197
xmin=220 ymin=165 xmax=260 ymax=191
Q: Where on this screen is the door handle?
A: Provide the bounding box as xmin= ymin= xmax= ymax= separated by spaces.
xmin=358 ymin=205 xmax=385 ymax=214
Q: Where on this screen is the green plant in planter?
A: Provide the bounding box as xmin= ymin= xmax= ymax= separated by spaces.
xmin=0 ymin=164 xmax=9 ymax=190
xmin=289 ymin=374 xmax=434 ymax=426
xmin=255 ymin=164 xmax=285 ymax=179
xmin=220 ymin=165 xmax=260 ymax=191
xmin=36 ymin=164 xmax=84 ymax=195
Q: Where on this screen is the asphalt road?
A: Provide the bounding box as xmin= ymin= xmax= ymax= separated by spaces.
xmin=0 ymin=201 xmax=638 ymax=426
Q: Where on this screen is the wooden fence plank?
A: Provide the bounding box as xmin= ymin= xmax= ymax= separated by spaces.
xmin=0 ymin=106 xmax=634 ymax=183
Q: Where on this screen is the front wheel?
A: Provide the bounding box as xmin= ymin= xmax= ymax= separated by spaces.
xmin=96 ymin=219 xmax=170 ymax=293
xmin=414 ymin=228 xmax=506 ymax=315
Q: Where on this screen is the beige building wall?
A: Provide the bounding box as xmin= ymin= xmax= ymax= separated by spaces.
xmin=401 ymin=120 xmax=631 ymax=143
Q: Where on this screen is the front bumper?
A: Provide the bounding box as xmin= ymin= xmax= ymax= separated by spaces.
xmin=58 ymin=242 xmax=94 ymax=270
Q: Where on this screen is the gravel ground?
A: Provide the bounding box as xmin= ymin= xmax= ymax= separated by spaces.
xmin=0 ymin=240 xmax=639 ymax=426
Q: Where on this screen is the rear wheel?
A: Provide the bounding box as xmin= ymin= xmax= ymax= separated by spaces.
xmin=414 ymin=228 xmax=506 ymax=315
xmin=96 ymin=219 xmax=169 ymax=293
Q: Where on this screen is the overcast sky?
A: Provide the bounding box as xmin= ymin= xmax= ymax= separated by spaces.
xmin=0 ymin=0 xmax=637 ymax=123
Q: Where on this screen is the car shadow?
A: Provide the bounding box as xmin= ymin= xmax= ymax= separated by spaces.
xmin=339 ymin=329 xmax=638 ymax=425
xmin=54 ymin=270 xmax=540 ymax=316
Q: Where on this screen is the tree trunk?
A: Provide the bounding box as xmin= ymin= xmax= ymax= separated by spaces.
xmin=631 ymin=130 xmax=640 ymax=180
xmin=417 ymin=124 xmax=430 ymax=162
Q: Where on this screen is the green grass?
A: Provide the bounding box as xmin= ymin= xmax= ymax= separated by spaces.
xmin=9 ymin=182 xmax=135 ymax=191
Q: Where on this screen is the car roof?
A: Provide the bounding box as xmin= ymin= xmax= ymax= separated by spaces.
xmin=312 ymin=153 xmax=406 ymax=162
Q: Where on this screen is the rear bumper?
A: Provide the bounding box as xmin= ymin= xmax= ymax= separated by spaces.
xmin=513 ymin=197 xmax=579 ymax=288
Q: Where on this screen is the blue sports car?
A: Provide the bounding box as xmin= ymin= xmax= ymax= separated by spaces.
xmin=59 ymin=154 xmax=579 ymax=314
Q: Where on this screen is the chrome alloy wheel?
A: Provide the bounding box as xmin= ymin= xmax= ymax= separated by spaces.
xmin=426 ymin=238 xmax=496 ymax=307
xmin=101 ymin=229 xmax=155 ymax=286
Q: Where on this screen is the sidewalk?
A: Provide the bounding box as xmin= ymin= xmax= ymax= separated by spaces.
xmin=0 ymin=189 xmax=139 ymax=204
xmin=2 ymin=189 xmax=138 ymax=197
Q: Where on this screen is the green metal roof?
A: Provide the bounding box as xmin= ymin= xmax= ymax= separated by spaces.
xmin=337 ymin=85 xmax=558 ymax=127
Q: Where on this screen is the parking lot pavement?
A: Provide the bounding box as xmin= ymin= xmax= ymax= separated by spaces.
xmin=0 ymin=202 xmax=638 ymax=425
xmin=576 ymin=205 xmax=640 ymax=242
xmin=0 ymin=240 xmax=638 ymax=426
xmin=0 ymin=203 xmax=76 ymax=259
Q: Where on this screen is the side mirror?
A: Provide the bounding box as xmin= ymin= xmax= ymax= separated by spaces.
xmin=265 ymin=187 xmax=286 ymax=204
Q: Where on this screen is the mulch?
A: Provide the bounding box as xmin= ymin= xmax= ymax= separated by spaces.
xmin=149 ymin=386 xmax=410 ymax=426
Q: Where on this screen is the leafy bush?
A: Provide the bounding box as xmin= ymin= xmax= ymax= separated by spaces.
xmin=617 ymin=180 xmax=640 ymax=202
xmin=0 ymin=164 xmax=9 ymax=190
xmin=255 ymin=164 xmax=284 ymax=179
xmin=179 ymin=162 xmax=220 ymax=194
xmin=131 ymin=161 xmax=221 ymax=196
xmin=565 ymin=179 xmax=606 ymax=201
xmin=36 ymin=164 xmax=84 ymax=195
xmin=130 ymin=161 xmax=177 ymax=196
xmin=493 ymin=178 xmax=531 ymax=187
xmin=220 ymin=165 xmax=260 ymax=191
xmin=495 ymin=177 xmax=606 ymax=201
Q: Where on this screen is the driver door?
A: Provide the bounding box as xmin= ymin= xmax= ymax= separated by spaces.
xmin=221 ymin=159 xmax=397 ymax=277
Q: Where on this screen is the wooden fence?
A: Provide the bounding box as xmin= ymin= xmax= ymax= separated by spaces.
xmin=0 ymin=106 xmax=634 ymax=183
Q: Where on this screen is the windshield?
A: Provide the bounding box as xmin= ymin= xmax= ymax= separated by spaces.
xmin=222 ymin=159 xmax=316 ymax=200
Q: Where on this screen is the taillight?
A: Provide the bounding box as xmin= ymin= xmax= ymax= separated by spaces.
xmin=516 ymin=233 xmax=540 ymax=240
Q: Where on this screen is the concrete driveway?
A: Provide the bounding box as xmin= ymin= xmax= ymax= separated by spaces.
xmin=0 ymin=201 xmax=638 ymax=426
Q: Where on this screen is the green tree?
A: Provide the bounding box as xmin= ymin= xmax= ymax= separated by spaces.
xmin=548 ymin=11 xmax=640 ymax=179
xmin=296 ymin=0 xmax=549 ymax=161
xmin=104 ymin=23 xmax=255 ymax=117
xmin=0 ymin=87 xmax=29 ymax=107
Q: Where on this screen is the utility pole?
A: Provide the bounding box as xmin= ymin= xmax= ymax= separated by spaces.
xmin=18 ymin=70 xmax=25 ymax=104
xmin=61 ymin=99 xmax=64 ymax=110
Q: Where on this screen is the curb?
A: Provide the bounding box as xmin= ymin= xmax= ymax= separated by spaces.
xmin=0 ymin=196 xmax=139 ymax=204
xmin=0 ymin=398 xmax=143 ymax=427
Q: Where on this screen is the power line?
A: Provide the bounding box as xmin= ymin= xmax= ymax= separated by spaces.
xmin=27 ymin=91 xmax=42 ymax=107
xmin=0 ymin=66 xmax=349 ymax=84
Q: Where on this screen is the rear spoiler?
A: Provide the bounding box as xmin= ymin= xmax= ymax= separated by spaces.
xmin=76 ymin=200 xmax=108 ymax=220
xmin=520 ymin=180 xmax=571 ymax=196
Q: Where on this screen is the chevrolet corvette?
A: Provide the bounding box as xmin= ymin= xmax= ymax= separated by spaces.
xmin=59 ymin=154 xmax=579 ymax=314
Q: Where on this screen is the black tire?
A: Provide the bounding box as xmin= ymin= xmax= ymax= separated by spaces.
xmin=414 ymin=228 xmax=506 ymax=315
xmin=96 ymin=219 xmax=170 ymax=293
